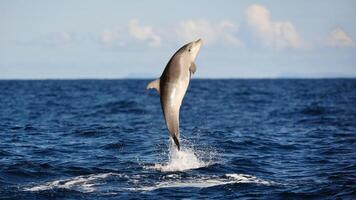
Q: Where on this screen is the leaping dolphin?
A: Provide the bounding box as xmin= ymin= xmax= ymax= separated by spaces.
xmin=146 ymin=39 xmax=203 ymax=151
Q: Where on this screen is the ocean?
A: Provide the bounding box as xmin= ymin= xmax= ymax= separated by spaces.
xmin=0 ymin=79 xmax=355 ymax=199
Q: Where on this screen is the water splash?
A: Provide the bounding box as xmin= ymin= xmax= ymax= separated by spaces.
xmin=148 ymin=139 xmax=215 ymax=172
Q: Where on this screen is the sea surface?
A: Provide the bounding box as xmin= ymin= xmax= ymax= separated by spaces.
xmin=0 ymin=79 xmax=355 ymax=199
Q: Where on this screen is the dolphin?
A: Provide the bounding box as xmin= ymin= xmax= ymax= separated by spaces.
xmin=146 ymin=39 xmax=203 ymax=151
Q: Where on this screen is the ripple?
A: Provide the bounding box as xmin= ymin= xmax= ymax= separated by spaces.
xmin=301 ymin=105 xmax=326 ymax=116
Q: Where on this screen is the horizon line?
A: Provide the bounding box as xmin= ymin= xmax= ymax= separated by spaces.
xmin=0 ymin=77 xmax=355 ymax=81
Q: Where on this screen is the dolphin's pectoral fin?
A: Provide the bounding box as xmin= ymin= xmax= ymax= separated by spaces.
xmin=190 ymin=62 xmax=197 ymax=74
xmin=146 ymin=79 xmax=160 ymax=94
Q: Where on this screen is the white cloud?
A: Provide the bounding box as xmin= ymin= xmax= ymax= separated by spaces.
xmin=99 ymin=20 xmax=161 ymax=48
xmin=176 ymin=19 xmax=242 ymax=46
xmin=128 ymin=19 xmax=161 ymax=47
xmin=100 ymin=19 xmax=242 ymax=49
xmin=246 ymin=4 xmax=307 ymax=49
xmin=325 ymin=28 xmax=355 ymax=47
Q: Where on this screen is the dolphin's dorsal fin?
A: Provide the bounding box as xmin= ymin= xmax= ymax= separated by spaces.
xmin=146 ymin=78 xmax=160 ymax=94
xmin=190 ymin=62 xmax=197 ymax=74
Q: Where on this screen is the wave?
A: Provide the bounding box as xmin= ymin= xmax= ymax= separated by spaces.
xmin=23 ymin=172 xmax=276 ymax=193
xmin=134 ymin=173 xmax=276 ymax=191
xmin=23 ymin=173 xmax=123 ymax=193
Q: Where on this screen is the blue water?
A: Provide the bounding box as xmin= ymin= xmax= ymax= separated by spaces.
xmin=0 ymin=79 xmax=355 ymax=199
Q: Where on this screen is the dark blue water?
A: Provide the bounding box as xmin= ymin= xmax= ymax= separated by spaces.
xmin=0 ymin=79 xmax=355 ymax=199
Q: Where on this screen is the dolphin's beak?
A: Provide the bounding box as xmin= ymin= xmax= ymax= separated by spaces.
xmin=190 ymin=39 xmax=202 ymax=60
xmin=195 ymin=38 xmax=203 ymax=44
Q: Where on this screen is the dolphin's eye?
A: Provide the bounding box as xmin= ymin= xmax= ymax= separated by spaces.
xmin=188 ymin=48 xmax=191 ymax=52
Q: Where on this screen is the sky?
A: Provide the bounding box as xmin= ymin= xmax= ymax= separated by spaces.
xmin=1 ymin=0 xmax=356 ymax=79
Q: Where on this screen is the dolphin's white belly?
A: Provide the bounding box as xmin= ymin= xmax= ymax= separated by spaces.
xmin=168 ymin=73 xmax=190 ymax=108
xmin=161 ymin=72 xmax=189 ymax=143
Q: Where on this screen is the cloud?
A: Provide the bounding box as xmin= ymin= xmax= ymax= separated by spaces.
xmin=325 ymin=28 xmax=355 ymax=47
xmin=100 ymin=19 xmax=241 ymax=49
xmin=99 ymin=19 xmax=161 ymax=48
xmin=128 ymin=19 xmax=161 ymax=47
xmin=176 ymin=19 xmax=242 ymax=46
xmin=246 ymin=4 xmax=307 ymax=49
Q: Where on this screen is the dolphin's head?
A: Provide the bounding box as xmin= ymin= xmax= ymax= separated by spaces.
xmin=176 ymin=39 xmax=203 ymax=63
xmin=185 ymin=38 xmax=203 ymax=61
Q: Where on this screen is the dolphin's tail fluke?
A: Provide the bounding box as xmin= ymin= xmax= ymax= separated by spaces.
xmin=172 ymin=135 xmax=180 ymax=151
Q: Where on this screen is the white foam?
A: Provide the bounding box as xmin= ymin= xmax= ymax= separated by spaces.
xmin=133 ymin=173 xmax=275 ymax=191
xmin=225 ymin=173 xmax=274 ymax=185
xmin=24 ymin=173 xmax=122 ymax=192
xmin=24 ymin=172 xmax=276 ymax=193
